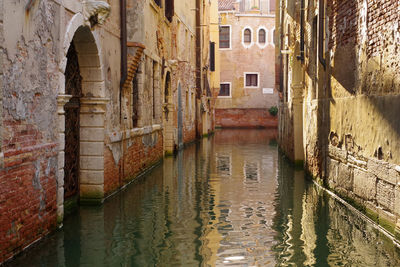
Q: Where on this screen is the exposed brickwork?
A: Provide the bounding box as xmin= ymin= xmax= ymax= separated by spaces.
xmin=367 ymin=0 xmax=399 ymax=57
xmin=104 ymin=131 xmax=163 ymax=196
xmin=328 ymin=0 xmax=359 ymax=50
xmin=215 ymin=108 xmax=278 ymax=128
xmin=0 ymin=122 xmax=58 ymax=262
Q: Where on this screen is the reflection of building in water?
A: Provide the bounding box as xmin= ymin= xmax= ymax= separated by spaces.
xmin=274 ymin=154 xmax=400 ymax=267
xmin=216 ymin=154 xmax=232 ymax=176
xmin=244 ymin=161 xmax=260 ymax=182
xmin=209 ymin=129 xmax=279 ymax=266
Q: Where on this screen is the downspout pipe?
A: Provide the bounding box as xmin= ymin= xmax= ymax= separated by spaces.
xmin=119 ymin=0 xmax=127 ymax=185
xmin=318 ymin=0 xmax=326 ymax=68
xmin=297 ymin=0 xmax=304 ymax=62
xmin=120 ymin=0 xmax=127 ymax=122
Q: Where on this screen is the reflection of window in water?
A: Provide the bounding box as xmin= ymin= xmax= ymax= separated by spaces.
xmin=244 ymin=162 xmax=259 ymax=181
xmin=217 ymin=155 xmax=231 ymax=176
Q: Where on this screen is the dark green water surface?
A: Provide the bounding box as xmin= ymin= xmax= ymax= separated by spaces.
xmin=6 ymin=129 xmax=400 ymax=266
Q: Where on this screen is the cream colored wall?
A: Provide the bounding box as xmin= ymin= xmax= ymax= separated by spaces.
xmin=210 ymin=0 xmax=220 ymax=92
xmin=216 ymin=12 xmax=278 ymax=110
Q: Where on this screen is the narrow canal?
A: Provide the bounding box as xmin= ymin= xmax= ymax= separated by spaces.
xmin=6 ymin=129 xmax=400 ymax=266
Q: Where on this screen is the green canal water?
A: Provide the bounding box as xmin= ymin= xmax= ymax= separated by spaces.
xmin=6 ymin=129 xmax=400 ymax=266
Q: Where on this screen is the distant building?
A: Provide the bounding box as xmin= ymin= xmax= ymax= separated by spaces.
xmin=215 ymin=0 xmax=278 ymax=128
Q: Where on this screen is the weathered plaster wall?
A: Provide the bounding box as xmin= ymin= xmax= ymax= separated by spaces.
xmin=278 ymin=0 xmax=400 ymax=239
xmin=0 ymin=0 xmax=60 ymax=262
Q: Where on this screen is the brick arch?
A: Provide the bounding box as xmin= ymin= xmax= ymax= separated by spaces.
xmin=57 ymin=18 xmax=108 ymax=222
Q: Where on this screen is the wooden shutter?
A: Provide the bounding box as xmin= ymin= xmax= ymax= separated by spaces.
xmin=210 ymin=42 xmax=215 ymax=72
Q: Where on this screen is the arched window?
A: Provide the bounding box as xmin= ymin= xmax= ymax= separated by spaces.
xmin=258 ymin=29 xmax=266 ymax=44
xmin=244 ymin=28 xmax=251 ymax=44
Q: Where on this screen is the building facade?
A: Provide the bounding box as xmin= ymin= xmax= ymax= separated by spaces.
xmin=215 ymin=0 xmax=278 ymax=128
xmin=277 ymin=0 xmax=400 ymax=239
xmin=0 ymin=0 xmax=218 ymax=263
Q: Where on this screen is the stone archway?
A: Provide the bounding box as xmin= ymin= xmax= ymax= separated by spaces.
xmin=57 ymin=17 xmax=108 ymax=222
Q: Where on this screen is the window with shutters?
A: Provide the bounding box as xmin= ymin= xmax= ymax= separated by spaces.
xmin=165 ymin=0 xmax=174 ymax=22
xmin=218 ymin=83 xmax=231 ymax=98
xmin=258 ymin=28 xmax=266 ymax=44
xmin=219 ymin=25 xmax=231 ymax=49
xmin=244 ymin=28 xmax=252 ymax=44
xmin=210 ymin=42 xmax=215 ymax=71
xmin=244 ymin=73 xmax=259 ymax=88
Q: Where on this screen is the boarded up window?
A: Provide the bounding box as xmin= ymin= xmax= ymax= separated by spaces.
xmin=245 ymin=74 xmax=258 ymax=87
xmin=219 ymin=26 xmax=230 ymax=48
xmin=219 ymin=83 xmax=230 ymax=97
xmin=244 ymin=28 xmax=251 ymax=43
xmin=259 ymin=29 xmax=266 ymax=43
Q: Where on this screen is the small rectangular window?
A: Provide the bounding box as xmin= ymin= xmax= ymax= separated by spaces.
xmin=219 ymin=26 xmax=230 ymax=49
xmin=245 ymin=73 xmax=259 ymax=87
xmin=210 ymin=42 xmax=215 ymax=71
xmin=219 ymin=83 xmax=231 ymax=97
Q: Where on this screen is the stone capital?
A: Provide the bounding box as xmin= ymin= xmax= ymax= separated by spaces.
xmin=82 ymin=0 xmax=111 ymax=26
xmin=57 ymin=94 xmax=72 ymax=114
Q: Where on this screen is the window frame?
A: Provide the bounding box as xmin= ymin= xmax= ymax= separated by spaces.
xmin=256 ymin=27 xmax=268 ymax=48
xmin=242 ymin=26 xmax=254 ymax=48
xmin=244 ymin=72 xmax=260 ymax=88
xmin=218 ymin=82 xmax=232 ymax=98
xmin=219 ymin=25 xmax=232 ymax=50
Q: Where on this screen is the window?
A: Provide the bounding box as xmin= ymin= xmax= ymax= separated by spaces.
xmin=245 ymin=73 xmax=259 ymax=87
xmin=244 ymin=28 xmax=251 ymax=44
xmin=258 ymin=29 xmax=266 ymax=44
xmin=269 ymin=0 xmax=275 ymax=12
xmin=210 ymin=42 xmax=215 ymax=71
xmin=219 ymin=26 xmax=231 ymax=49
xmin=165 ymin=0 xmax=174 ymax=22
xmin=218 ymin=83 xmax=231 ymax=97
xmin=154 ymin=0 xmax=161 ymax=7
xmin=272 ymin=29 xmax=276 ymax=45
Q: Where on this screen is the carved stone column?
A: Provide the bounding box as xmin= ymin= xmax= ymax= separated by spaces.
xmin=57 ymin=94 xmax=72 ymax=225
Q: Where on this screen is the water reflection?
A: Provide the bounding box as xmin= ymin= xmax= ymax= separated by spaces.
xmin=6 ymin=129 xmax=400 ymax=267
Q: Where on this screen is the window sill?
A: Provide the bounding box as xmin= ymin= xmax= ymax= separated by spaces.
xmin=217 ymin=96 xmax=232 ymax=99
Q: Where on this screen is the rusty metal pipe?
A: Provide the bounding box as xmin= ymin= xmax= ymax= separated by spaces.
xmin=120 ymin=0 xmax=127 ymax=121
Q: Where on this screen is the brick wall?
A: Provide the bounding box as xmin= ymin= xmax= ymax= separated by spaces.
xmin=215 ymin=108 xmax=278 ymax=128
xmin=104 ymin=131 xmax=163 ymax=196
xmin=0 ymin=121 xmax=58 ymax=263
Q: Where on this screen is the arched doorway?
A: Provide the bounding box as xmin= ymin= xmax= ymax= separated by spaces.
xmin=64 ymin=43 xmax=82 ymax=208
xmin=58 ymin=22 xmax=108 ymax=220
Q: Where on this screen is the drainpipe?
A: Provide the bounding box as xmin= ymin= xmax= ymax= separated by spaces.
xmin=297 ymin=0 xmax=304 ymax=62
xmin=120 ymin=0 xmax=127 ymax=185
xmin=318 ymin=0 xmax=326 ymax=68
xmin=120 ymin=0 xmax=127 ymax=122
xmin=195 ymin=0 xmax=201 ymax=138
